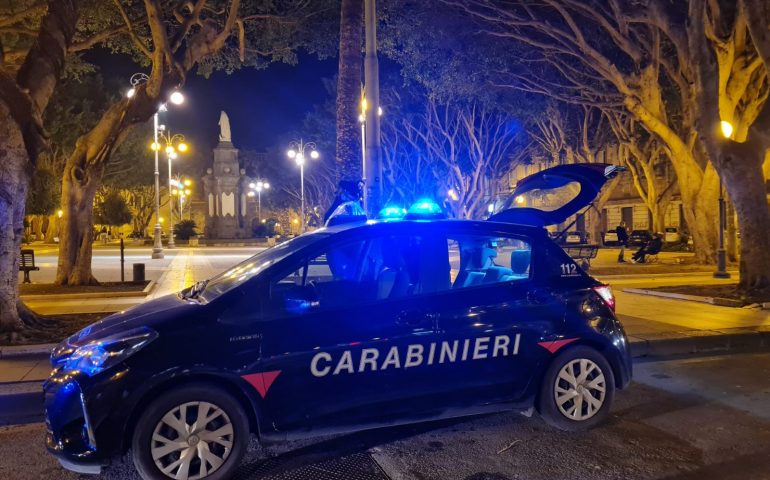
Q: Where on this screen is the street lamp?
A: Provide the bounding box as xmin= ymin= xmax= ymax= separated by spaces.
xmin=128 ymin=73 xmax=185 ymax=258
xmin=248 ymin=180 xmax=270 ymax=221
xmin=287 ymin=139 xmax=319 ymax=233
xmin=359 ymin=94 xmax=383 ymax=211
xmin=714 ymin=120 xmax=732 ymax=279
xmin=171 ymin=177 xmax=193 ymax=220
xmin=156 ymin=133 xmax=189 ymax=247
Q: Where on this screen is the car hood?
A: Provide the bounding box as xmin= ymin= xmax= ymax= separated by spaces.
xmin=65 ymin=294 xmax=193 ymax=348
xmin=490 ymin=163 xmax=623 ymax=227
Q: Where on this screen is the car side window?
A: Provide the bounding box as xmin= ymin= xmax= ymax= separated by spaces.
xmin=268 ymin=232 xmax=450 ymax=316
xmin=448 ymin=234 xmax=532 ymax=290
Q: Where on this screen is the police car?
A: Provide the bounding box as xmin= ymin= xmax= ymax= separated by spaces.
xmin=45 ymin=163 xmax=631 ymax=479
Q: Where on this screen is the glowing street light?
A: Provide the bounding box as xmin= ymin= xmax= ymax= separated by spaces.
xmin=720 ymin=120 xmax=733 ymax=139
xmin=248 ymin=179 xmax=271 ymax=221
xmin=153 ymin=132 xmax=189 ymax=247
xmin=170 ymin=177 xmax=193 ymax=220
xmin=287 ymin=139 xmax=319 ymax=233
xmin=127 ymin=72 xmax=186 ymax=259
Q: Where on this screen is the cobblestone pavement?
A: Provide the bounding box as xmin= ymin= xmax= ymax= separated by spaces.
xmin=2 ymin=353 xmax=769 ymax=480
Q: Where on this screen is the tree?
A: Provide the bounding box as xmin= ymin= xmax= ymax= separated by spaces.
xmin=335 ymin=0 xmax=363 ymax=181
xmin=443 ymin=0 xmax=722 ymax=264
xmin=94 ymin=189 xmax=132 ymax=227
xmin=50 ymin=1 xmax=337 ymax=287
xmin=687 ymin=0 xmax=770 ymax=289
xmin=0 ymin=0 xmax=79 ymax=332
xmin=382 ymin=93 xmax=529 ymax=219
xmin=173 ymin=219 xmax=197 ymax=240
xmin=1 ymin=0 xmax=337 ymax=331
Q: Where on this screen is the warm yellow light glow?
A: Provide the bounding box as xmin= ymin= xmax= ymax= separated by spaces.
xmin=515 ymin=195 xmax=525 ymax=205
xmin=177 ymin=142 xmax=188 ymax=153
xmin=57 ymin=209 xmax=63 ymax=218
xmin=150 ymin=142 xmax=160 ymax=151
xmin=261 ymin=219 xmax=267 ymax=223
xmin=184 ymin=189 xmax=191 ymax=195
xmin=165 ymin=145 xmax=175 ymax=155
xmin=310 ymin=150 xmax=320 ymax=159
xmin=447 ymin=189 xmax=459 ymax=201
xmin=720 ymin=120 xmax=733 ymax=138
xmin=361 ymin=97 xmax=368 ymax=112
xmin=127 ymin=88 xmax=136 ymax=98
xmin=183 ymin=179 xmax=192 ymax=186
xmin=292 ymin=218 xmax=299 ymax=224
xmin=172 ymin=189 xmax=178 ymax=195
xmin=247 ymin=191 xmax=255 ymax=197
xmin=159 ymin=217 xmax=164 ymax=223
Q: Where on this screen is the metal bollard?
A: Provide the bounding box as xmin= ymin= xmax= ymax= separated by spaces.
xmin=132 ymin=263 xmax=146 ymax=284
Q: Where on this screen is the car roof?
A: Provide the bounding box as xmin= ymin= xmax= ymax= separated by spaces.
xmin=311 ymin=218 xmax=549 ymax=238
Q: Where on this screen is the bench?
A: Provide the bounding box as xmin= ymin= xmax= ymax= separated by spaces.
xmin=19 ymin=249 xmax=40 ymax=283
xmin=563 ymin=245 xmax=599 ymax=271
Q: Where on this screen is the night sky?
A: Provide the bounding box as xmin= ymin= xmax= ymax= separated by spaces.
xmin=166 ymin=54 xmax=338 ymax=153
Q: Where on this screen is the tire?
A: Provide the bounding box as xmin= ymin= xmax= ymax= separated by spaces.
xmin=537 ymin=346 xmax=615 ymax=431
xmin=132 ymin=383 xmax=250 ymax=480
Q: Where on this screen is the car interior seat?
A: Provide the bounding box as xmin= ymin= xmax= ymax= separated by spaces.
xmin=376 ymin=238 xmax=410 ymax=299
xmin=508 ymin=249 xmax=531 ymax=279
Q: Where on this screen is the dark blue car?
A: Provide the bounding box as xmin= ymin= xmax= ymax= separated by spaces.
xmin=45 ymin=164 xmax=631 ymax=479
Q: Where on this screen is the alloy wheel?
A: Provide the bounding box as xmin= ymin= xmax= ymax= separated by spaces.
xmin=553 ymin=358 xmax=606 ymax=421
xmin=150 ymin=401 xmax=234 ymax=480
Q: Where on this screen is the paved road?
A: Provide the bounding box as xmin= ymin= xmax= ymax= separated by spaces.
xmin=1 ymin=353 xmax=769 ymax=480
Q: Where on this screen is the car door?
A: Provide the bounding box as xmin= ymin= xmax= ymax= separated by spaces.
xmin=432 ymin=226 xmax=567 ymax=407
xmin=250 ymin=226 xmax=443 ymax=433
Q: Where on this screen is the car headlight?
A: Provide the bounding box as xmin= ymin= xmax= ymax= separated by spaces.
xmin=62 ymin=327 xmax=158 ymax=377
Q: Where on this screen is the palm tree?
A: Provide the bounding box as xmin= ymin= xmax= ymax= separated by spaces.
xmin=335 ymin=0 xmax=363 ymax=182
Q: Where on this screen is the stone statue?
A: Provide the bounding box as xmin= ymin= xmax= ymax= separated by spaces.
xmin=218 ymin=111 xmax=232 ymax=143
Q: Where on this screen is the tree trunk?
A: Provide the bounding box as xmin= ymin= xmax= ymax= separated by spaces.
xmin=0 ymin=104 xmax=31 ymax=332
xmin=725 ymin=200 xmax=738 ymax=261
xmin=719 ymin=151 xmax=770 ymax=289
xmin=335 ymin=0 xmax=364 ymax=181
xmin=55 ymin=146 xmax=104 ymax=286
xmin=44 ymin=214 xmax=57 ymax=243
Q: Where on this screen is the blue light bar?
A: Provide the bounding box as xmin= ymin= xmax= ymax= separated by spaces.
xmin=405 ymin=199 xmax=446 ymax=219
xmin=377 ymin=205 xmax=407 ymax=220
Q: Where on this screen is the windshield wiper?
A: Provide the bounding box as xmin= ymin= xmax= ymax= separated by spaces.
xmin=184 ymin=279 xmax=209 ymax=300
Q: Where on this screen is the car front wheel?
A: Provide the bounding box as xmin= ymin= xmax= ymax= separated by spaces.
xmin=132 ymin=383 xmax=250 ymax=480
xmin=537 ymin=346 xmax=615 ymax=431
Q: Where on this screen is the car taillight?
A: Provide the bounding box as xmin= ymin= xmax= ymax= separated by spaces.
xmin=593 ymin=285 xmax=615 ymax=311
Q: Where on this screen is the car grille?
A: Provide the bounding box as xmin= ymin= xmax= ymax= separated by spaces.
xmin=233 ymin=452 xmax=389 ymax=480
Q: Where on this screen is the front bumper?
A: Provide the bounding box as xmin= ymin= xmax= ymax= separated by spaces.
xmin=44 ymin=366 xmax=135 ymax=472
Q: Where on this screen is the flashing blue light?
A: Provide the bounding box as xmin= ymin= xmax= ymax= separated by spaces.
xmin=377 ymin=205 xmax=407 ymax=220
xmin=405 ymin=199 xmax=446 ymax=219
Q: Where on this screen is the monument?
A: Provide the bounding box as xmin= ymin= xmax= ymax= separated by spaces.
xmin=202 ymin=111 xmax=255 ymax=239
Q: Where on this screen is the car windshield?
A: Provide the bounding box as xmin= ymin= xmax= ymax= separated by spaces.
xmin=198 ymin=233 xmax=329 ymax=302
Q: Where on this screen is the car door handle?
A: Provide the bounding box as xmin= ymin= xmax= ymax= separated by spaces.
xmin=396 ymin=311 xmax=437 ymax=326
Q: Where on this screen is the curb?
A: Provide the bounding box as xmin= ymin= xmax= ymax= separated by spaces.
xmin=622 ymin=287 xmax=744 ymax=307
xmin=596 ymin=270 xmax=739 ymax=281
xmin=20 ymin=280 xmax=156 ymax=301
xmin=630 ymin=331 xmax=770 ymax=359
xmin=0 ymin=343 xmax=55 ymax=359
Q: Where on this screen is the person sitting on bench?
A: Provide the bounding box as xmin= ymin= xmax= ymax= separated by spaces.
xmin=632 ymin=233 xmax=663 ymax=263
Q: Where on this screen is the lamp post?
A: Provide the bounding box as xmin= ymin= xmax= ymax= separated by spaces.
xmin=152 ymin=132 xmax=189 ymax=248
xmin=248 ymin=180 xmax=270 ymax=221
xmin=171 ymin=177 xmax=193 ymax=220
xmin=715 ymin=120 xmax=732 ymax=279
xmin=128 ymin=74 xmax=185 ymax=258
xmin=358 ymin=94 xmax=382 ymax=212
xmin=287 ymin=140 xmax=319 ymax=233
